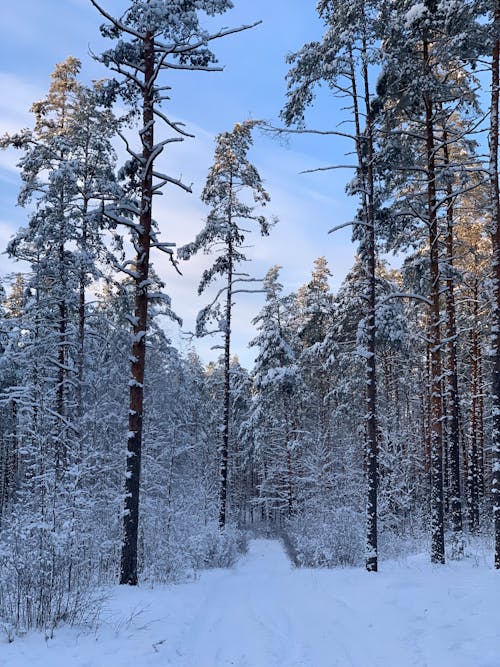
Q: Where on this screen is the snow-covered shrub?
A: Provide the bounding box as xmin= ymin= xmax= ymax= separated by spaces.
xmin=286 ymin=508 xmax=364 ymax=567
xmin=0 ymin=524 xmax=103 ymax=638
xmin=187 ymin=522 xmax=248 ymax=569
xmin=378 ymin=527 xmax=428 ymax=562
xmin=140 ymin=516 xmax=248 ymax=583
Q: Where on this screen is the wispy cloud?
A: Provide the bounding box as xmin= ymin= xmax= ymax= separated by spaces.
xmin=0 ymin=73 xmax=39 ymax=127
xmin=144 ymin=117 xmax=356 ymax=366
xmin=0 ymin=0 xmax=359 ymax=367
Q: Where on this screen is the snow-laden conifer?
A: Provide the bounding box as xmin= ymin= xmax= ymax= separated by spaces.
xmin=90 ymin=0 xmax=259 ymax=583
xmin=0 ymin=58 xmax=120 ymax=631
xmin=283 ymin=0 xmax=382 ymax=571
xmin=485 ymin=0 xmax=500 ymax=569
xmin=179 ymin=120 xmax=275 ymax=528
xmin=376 ymin=0 xmax=483 ymax=564
xmin=241 ymin=266 xmax=304 ymax=521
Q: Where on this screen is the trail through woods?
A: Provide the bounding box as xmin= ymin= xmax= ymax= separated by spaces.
xmin=3 ymin=539 xmax=500 ymax=666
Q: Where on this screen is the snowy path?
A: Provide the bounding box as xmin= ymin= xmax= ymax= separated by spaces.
xmin=3 ymin=539 xmax=500 ymax=667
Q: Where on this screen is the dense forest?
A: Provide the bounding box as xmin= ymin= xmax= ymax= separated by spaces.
xmin=1 ymin=0 xmax=500 ymax=637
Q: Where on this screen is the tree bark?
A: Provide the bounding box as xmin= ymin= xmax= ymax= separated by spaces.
xmin=477 ymin=345 xmax=485 ymax=497
xmin=468 ymin=294 xmax=480 ymax=533
xmin=442 ymin=133 xmax=463 ymax=551
xmin=56 ymin=206 xmax=68 ymax=472
xmin=489 ymin=2 xmax=500 ymax=569
xmin=218 ymin=175 xmax=233 ymax=530
xmin=77 ymin=195 xmax=89 ymax=428
xmin=424 ymin=38 xmax=445 ymax=564
xmin=362 ymin=36 xmax=378 ymax=574
xmin=120 ymin=32 xmax=154 ymax=585
xmin=348 ymin=29 xmax=378 ymax=572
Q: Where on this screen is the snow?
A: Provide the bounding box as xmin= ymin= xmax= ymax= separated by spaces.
xmin=404 ymin=3 xmax=426 ymax=27
xmin=3 ymin=539 xmax=500 ymax=667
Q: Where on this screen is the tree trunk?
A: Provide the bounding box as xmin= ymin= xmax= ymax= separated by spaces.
xmin=349 ymin=28 xmax=378 ymax=572
xmin=424 ymin=38 xmax=445 ymax=564
xmin=285 ymin=412 xmax=294 ymax=517
xmin=469 ymin=302 xmax=480 ymax=533
xmin=362 ymin=41 xmax=378 ymax=574
xmin=77 ymin=197 xmax=89 ymax=426
xmin=477 ymin=346 xmax=485 ymax=498
xmin=489 ymin=2 xmax=500 ymax=569
xmin=442 ymin=133 xmax=463 ymax=552
xmin=120 ymin=32 xmax=154 ymax=585
xmin=56 ymin=237 xmax=68 ymax=473
xmin=218 ymin=178 xmax=233 ymax=530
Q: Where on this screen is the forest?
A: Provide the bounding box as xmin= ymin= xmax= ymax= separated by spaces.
xmin=0 ymin=0 xmax=500 ymax=661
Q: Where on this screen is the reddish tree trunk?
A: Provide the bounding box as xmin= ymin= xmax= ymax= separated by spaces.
xmin=490 ymin=4 xmax=500 ymax=569
xmin=120 ymin=32 xmax=154 ymax=585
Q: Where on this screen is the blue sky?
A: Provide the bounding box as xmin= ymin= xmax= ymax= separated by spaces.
xmin=0 ymin=0 xmax=358 ymax=365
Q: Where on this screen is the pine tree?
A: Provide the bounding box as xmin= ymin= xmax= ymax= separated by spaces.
xmin=179 ymin=120 xmax=274 ymax=528
xmin=283 ymin=0 xmax=381 ymax=571
xmin=2 ymin=57 xmax=118 ymax=457
xmin=487 ymin=0 xmax=500 ymax=569
xmin=0 ymin=282 xmax=16 ymax=525
xmin=0 ymin=59 xmax=121 ymax=629
xmin=243 ymin=266 xmax=304 ymax=524
xmin=294 ymin=258 xmax=335 ymax=505
xmin=376 ymin=0 xmax=482 ymax=563
xmin=90 ymin=0 xmax=259 ymax=583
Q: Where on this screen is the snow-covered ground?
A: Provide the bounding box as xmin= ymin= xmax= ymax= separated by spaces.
xmin=3 ymin=539 xmax=499 ymax=667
